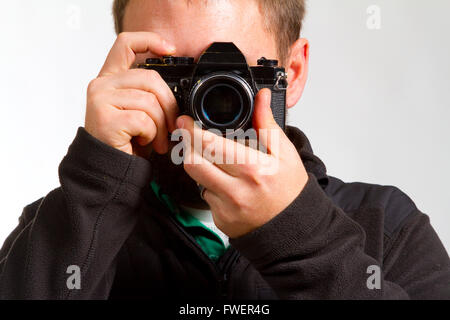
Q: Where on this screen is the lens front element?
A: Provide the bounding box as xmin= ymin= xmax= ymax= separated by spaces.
xmin=201 ymin=84 xmax=244 ymax=127
xmin=190 ymin=73 xmax=254 ymax=133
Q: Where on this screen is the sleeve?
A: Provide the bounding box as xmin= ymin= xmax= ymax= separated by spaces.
xmin=0 ymin=127 xmax=153 ymax=300
xmin=230 ymin=174 xmax=450 ymax=300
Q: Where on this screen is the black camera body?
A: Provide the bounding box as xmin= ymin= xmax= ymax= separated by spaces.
xmin=137 ymin=42 xmax=288 ymax=134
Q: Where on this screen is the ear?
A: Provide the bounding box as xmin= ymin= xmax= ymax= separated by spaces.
xmin=285 ymin=38 xmax=309 ymax=108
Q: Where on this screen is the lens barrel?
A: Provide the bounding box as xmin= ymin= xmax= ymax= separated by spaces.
xmin=190 ymin=73 xmax=254 ymax=133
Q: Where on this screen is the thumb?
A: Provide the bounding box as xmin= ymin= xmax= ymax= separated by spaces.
xmin=252 ymin=89 xmax=277 ymax=131
xmin=252 ymin=89 xmax=286 ymax=155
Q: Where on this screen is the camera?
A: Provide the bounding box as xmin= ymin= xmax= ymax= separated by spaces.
xmin=137 ymin=42 xmax=287 ymax=134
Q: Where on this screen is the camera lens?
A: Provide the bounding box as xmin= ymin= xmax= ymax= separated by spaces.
xmin=190 ymin=73 xmax=254 ymax=133
xmin=201 ymin=84 xmax=244 ymax=126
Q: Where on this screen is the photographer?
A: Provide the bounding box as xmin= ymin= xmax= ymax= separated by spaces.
xmin=0 ymin=0 xmax=449 ymax=300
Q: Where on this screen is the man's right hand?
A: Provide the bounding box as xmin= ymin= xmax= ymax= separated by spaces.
xmin=85 ymin=32 xmax=179 ymax=156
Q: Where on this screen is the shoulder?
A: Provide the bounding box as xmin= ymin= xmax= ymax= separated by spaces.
xmin=325 ymin=176 xmax=419 ymax=237
xmin=21 ymin=197 xmax=45 ymax=225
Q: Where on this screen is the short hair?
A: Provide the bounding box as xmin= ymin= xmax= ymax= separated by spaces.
xmin=112 ymin=0 xmax=306 ymax=64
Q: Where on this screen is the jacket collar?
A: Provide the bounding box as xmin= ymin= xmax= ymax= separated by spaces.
xmin=286 ymin=126 xmax=329 ymax=189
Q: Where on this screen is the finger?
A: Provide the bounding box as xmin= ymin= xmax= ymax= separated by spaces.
xmin=109 ymin=69 xmax=179 ymax=132
xmin=117 ymin=109 xmax=157 ymax=147
xmin=185 ymin=149 xmax=235 ymax=196
xmin=99 ymin=32 xmax=176 ymax=76
xmin=178 ymin=115 xmax=270 ymax=177
xmin=201 ymin=188 xmax=222 ymax=210
xmin=252 ymin=88 xmax=288 ymax=156
xmin=198 ymin=128 xmax=267 ymax=177
xmin=178 ymin=119 xmax=236 ymax=193
xmin=106 ymin=89 xmax=168 ymax=154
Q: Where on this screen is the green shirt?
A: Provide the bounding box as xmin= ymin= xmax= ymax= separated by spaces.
xmin=150 ymin=181 xmax=228 ymax=261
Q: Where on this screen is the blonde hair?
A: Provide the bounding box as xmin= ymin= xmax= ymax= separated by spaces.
xmin=112 ymin=0 xmax=306 ymax=63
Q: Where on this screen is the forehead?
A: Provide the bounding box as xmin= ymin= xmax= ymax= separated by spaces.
xmin=122 ymin=0 xmax=278 ymax=64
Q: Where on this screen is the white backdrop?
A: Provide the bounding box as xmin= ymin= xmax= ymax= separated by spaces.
xmin=0 ymin=0 xmax=449 ymax=252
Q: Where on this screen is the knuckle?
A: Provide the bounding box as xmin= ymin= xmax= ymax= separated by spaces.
xmin=87 ymin=78 xmax=100 ymax=95
xmin=135 ymin=111 xmax=149 ymax=125
xmin=87 ymin=92 xmax=101 ymax=107
xmin=144 ymin=92 xmax=158 ymax=107
xmin=154 ymin=110 xmax=165 ymax=128
xmin=251 ymin=173 xmax=265 ymax=186
xmin=123 ymin=111 xmax=135 ymax=123
xmin=134 ymin=91 xmax=149 ymax=107
xmin=116 ymin=32 xmax=130 ymax=44
xmin=228 ymin=191 xmax=246 ymax=209
xmin=87 ymin=91 xmax=106 ymax=111
xmin=145 ymin=69 xmax=160 ymax=82
xmin=94 ymin=108 xmax=111 ymax=128
xmin=245 ymin=165 xmax=261 ymax=183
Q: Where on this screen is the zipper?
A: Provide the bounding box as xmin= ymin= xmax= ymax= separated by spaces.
xmin=145 ymin=185 xmax=219 ymax=271
xmin=166 ymin=209 xmax=222 ymax=273
xmin=219 ymin=273 xmax=228 ymax=299
xmin=166 ymin=212 xmax=242 ymax=299
xmin=218 ymin=249 xmax=240 ymax=299
xmin=144 ymin=186 xmax=241 ymax=299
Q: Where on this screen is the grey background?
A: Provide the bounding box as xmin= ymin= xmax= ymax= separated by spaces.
xmin=0 ymin=0 xmax=449 ymax=252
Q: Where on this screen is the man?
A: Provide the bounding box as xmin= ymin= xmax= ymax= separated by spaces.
xmin=0 ymin=0 xmax=449 ymax=300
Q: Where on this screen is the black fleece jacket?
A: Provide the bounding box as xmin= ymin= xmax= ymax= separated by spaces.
xmin=0 ymin=126 xmax=449 ymax=300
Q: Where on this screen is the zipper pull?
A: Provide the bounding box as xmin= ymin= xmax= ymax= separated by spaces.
xmin=220 ymin=273 xmax=228 ymax=299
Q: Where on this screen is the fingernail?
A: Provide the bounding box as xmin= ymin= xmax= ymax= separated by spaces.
xmin=176 ymin=118 xmax=184 ymax=129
